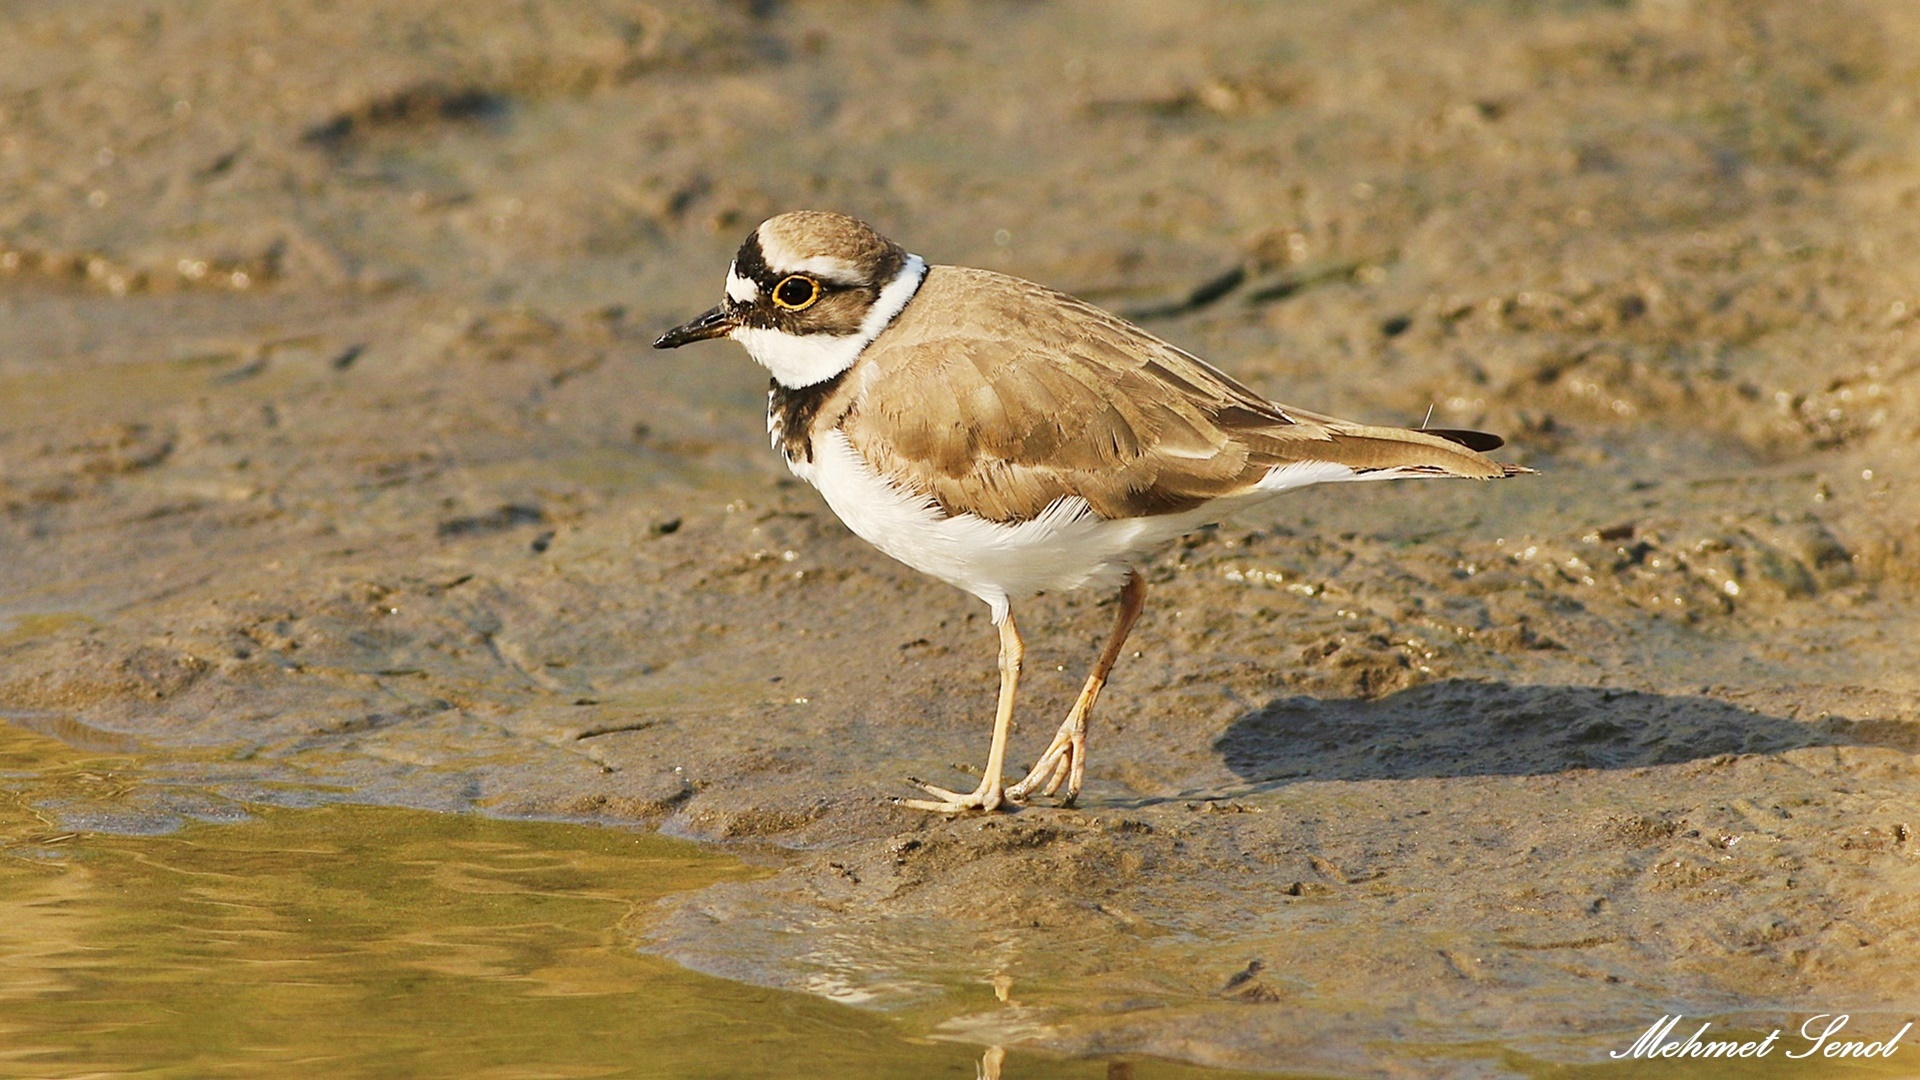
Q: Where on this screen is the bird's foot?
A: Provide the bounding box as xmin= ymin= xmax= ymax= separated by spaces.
xmin=899 ymin=775 xmax=1005 ymax=813
xmin=1005 ymin=713 xmax=1085 ymax=806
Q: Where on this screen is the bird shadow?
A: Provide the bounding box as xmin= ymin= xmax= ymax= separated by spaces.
xmin=1212 ymin=678 xmax=1911 ymax=787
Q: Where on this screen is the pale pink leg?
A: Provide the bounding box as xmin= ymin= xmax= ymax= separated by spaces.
xmin=902 ymin=611 xmax=1024 ymax=813
xmin=1006 ymin=570 xmax=1147 ymax=807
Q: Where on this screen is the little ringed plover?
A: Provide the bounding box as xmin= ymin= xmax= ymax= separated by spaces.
xmin=656 ymin=210 xmax=1529 ymax=813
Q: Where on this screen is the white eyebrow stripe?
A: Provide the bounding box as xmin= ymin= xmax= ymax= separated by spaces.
xmin=767 ymin=253 xmax=863 ymax=285
xmin=756 ymin=229 xmax=869 ymax=285
xmin=725 ymin=265 xmax=759 ymax=303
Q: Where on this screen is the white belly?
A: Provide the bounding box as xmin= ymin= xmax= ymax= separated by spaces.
xmin=785 ymin=429 xmax=1351 ymax=623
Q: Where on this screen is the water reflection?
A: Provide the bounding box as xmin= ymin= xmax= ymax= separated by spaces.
xmin=0 ymin=721 xmax=1265 ymax=1079
xmin=980 ymin=1046 xmax=1139 ymax=1079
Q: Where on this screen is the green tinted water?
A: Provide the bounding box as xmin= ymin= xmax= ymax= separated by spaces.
xmin=0 ymin=722 xmax=1260 ymax=1079
xmin=3 ymin=722 xmax=1908 ymax=1079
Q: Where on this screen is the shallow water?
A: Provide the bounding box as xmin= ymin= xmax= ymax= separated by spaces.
xmin=6 ymin=721 xmax=1908 ymax=1079
xmin=0 ymin=721 xmax=1276 ymax=1079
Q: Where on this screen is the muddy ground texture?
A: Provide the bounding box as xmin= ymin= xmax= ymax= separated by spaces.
xmin=5 ymin=2 xmax=1920 ymax=1075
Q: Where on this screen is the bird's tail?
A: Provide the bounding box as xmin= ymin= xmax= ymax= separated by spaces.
xmin=1263 ymin=402 xmax=1533 ymax=480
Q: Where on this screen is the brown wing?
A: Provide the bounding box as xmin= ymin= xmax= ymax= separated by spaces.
xmin=839 ymin=266 xmax=1517 ymax=523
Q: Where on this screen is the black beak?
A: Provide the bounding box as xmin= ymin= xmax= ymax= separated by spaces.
xmin=653 ymin=304 xmax=739 ymax=349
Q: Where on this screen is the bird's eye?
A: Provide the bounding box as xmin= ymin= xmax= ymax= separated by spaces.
xmin=772 ymin=275 xmax=821 ymax=311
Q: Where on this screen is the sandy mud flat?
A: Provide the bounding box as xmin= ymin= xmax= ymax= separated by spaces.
xmin=4 ymin=2 xmax=1920 ymax=1075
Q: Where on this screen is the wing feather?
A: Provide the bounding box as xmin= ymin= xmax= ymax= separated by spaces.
xmin=839 ymin=266 xmax=1515 ymax=523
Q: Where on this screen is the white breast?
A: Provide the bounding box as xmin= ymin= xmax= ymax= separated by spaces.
xmin=783 ymin=430 xmax=1360 ymax=623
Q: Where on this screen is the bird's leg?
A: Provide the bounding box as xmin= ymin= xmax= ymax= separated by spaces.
xmin=902 ymin=610 xmax=1024 ymax=813
xmin=1007 ymin=570 xmax=1147 ymax=807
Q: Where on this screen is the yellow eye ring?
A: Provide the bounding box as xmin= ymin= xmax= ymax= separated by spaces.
xmin=772 ymin=275 xmax=821 ymax=311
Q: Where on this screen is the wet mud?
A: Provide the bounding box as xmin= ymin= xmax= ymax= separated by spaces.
xmin=4 ymin=2 xmax=1920 ymax=1076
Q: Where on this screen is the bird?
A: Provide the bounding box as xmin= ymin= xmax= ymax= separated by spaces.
xmin=655 ymin=210 xmax=1529 ymax=813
